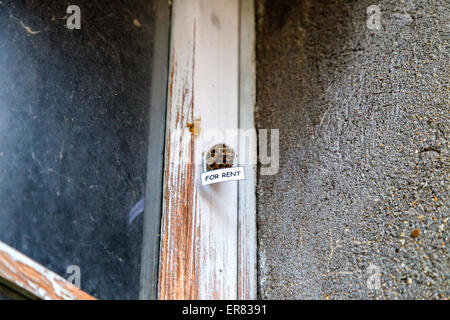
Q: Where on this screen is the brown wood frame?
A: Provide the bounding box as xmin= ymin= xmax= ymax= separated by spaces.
xmin=0 ymin=241 xmax=95 ymax=300
xmin=157 ymin=0 xmax=257 ymax=299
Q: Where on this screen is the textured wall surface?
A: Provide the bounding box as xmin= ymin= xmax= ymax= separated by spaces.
xmin=256 ymin=0 xmax=448 ymax=299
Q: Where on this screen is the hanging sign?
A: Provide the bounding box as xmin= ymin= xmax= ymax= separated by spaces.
xmin=201 ymin=167 xmax=245 ymax=186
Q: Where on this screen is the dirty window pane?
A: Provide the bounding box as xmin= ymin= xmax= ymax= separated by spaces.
xmin=0 ymin=0 xmax=158 ymax=299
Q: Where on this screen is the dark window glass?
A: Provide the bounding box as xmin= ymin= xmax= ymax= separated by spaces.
xmin=0 ymin=284 xmax=27 ymax=300
xmin=0 ymin=0 xmax=158 ymax=299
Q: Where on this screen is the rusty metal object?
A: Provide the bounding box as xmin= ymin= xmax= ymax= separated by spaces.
xmin=205 ymin=143 xmax=235 ymax=171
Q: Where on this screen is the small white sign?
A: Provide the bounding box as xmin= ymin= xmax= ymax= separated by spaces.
xmin=201 ymin=167 xmax=245 ymax=186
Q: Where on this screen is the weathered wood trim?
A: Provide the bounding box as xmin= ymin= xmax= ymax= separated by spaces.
xmin=158 ymin=0 xmax=240 ymax=299
xmin=238 ymin=0 xmax=257 ymax=300
xmin=139 ymin=0 xmax=172 ymax=300
xmin=0 ymin=241 xmax=95 ymax=300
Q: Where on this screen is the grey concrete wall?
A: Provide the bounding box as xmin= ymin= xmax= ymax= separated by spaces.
xmin=256 ymin=0 xmax=448 ymax=299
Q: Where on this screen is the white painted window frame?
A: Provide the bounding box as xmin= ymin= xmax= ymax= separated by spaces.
xmin=157 ymin=0 xmax=257 ymax=300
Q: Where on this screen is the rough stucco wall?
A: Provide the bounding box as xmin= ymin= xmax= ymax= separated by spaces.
xmin=256 ymin=0 xmax=449 ymax=299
